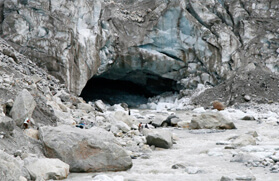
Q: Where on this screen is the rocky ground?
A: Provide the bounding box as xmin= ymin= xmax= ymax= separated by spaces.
xmin=67 ymin=103 xmax=279 ymax=181
xmin=0 ymin=36 xmax=279 ymax=181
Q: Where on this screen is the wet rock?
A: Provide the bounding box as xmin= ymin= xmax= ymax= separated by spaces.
xmin=39 ymin=125 xmax=132 ymax=172
xmin=230 ymin=153 xmax=260 ymax=163
xmin=231 ymin=135 xmax=256 ymax=147
xmin=145 ymin=130 xmax=173 ymax=149
xmin=241 ymin=116 xmax=256 ymax=121
xmin=185 ymin=166 xmax=201 ymax=174
xmin=212 ymin=101 xmax=225 ymax=111
xmin=189 ymin=112 xmax=236 ymax=129
xmin=24 ymin=157 xmax=69 ymax=180
xmin=172 ymin=164 xmax=186 ymax=169
xmin=10 ymin=89 xmax=36 ymax=127
xmin=140 ymin=154 xmax=150 ymax=159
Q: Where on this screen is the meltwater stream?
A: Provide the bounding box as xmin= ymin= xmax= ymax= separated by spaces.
xmin=66 ymin=109 xmax=279 ymax=181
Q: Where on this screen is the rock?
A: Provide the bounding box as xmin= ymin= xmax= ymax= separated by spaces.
xmin=115 ymin=121 xmax=130 ymax=133
xmin=230 ymin=153 xmax=260 ymax=163
xmin=140 ymin=154 xmax=150 ymax=159
xmin=145 ymin=130 xmax=173 ymax=149
xmin=0 ymin=115 xmax=15 ymax=136
xmin=39 ymin=125 xmax=132 ymax=172
xmin=150 ymin=114 xmax=169 ymax=128
xmin=171 ymin=164 xmax=186 ymax=169
xmin=166 ymin=114 xmax=182 ymax=126
xmin=95 ymin=100 xmax=107 ymax=113
xmin=113 ymin=111 xmax=137 ymax=128
xmin=189 ymin=112 xmax=236 ymax=129
xmin=241 ymin=116 xmax=256 ymax=121
xmin=10 ymin=89 xmax=36 ymax=127
xmin=185 ymin=166 xmax=201 ymax=174
xmin=0 ymin=150 xmax=25 ymax=181
xmin=24 ymin=128 xmax=39 ymax=140
xmin=24 ymin=157 xmax=69 ymax=180
xmin=77 ymin=102 xmax=94 ymax=112
xmin=19 ymin=176 xmax=27 ymax=181
xmin=243 ymin=95 xmax=251 ymax=102
xmin=235 ymin=176 xmax=256 ymax=181
xmin=212 ymin=101 xmax=225 ymax=111
xmin=92 ymin=174 xmax=114 ymax=181
xmin=220 ymin=176 xmax=233 ymax=181
xmin=231 ymin=135 xmax=256 ymax=147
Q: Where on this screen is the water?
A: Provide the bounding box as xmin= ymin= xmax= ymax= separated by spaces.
xmin=66 ymin=109 xmax=279 ymax=181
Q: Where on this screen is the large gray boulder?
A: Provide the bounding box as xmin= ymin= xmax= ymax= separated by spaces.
xmin=190 ymin=112 xmax=236 ymax=129
xmin=145 ymin=129 xmax=173 ymax=149
xmin=0 ymin=150 xmax=27 ymax=181
xmin=24 ymin=157 xmax=70 ymax=180
xmin=10 ymin=89 xmax=36 ymax=127
xmin=39 ymin=125 xmax=132 ymax=172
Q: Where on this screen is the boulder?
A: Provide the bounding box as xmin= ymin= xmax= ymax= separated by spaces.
xmin=39 ymin=125 xmax=132 ymax=172
xmin=145 ymin=130 xmax=173 ymax=149
xmin=0 ymin=115 xmax=15 ymax=135
xmin=189 ymin=112 xmax=236 ymax=129
xmin=113 ymin=111 xmax=138 ymax=128
xmin=95 ymin=100 xmax=107 ymax=113
xmin=231 ymin=135 xmax=256 ymax=147
xmin=115 ymin=121 xmax=130 ymax=133
xmin=24 ymin=157 xmax=69 ymax=180
xmin=150 ymin=114 xmax=169 ymax=128
xmin=10 ymin=89 xmax=36 ymax=127
xmin=0 ymin=150 xmax=26 ymax=181
xmin=77 ymin=102 xmax=94 ymax=112
xmin=212 ymin=101 xmax=225 ymax=111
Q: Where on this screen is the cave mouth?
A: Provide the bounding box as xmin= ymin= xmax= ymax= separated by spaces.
xmin=80 ymin=73 xmax=181 ymax=108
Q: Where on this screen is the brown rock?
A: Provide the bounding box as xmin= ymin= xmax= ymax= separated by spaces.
xmin=212 ymin=101 xmax=225 ymax=111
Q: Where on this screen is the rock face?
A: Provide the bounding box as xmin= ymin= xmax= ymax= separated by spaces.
xmin=145 ymin=129 xmax=173 ymax=149
xmin=25 ymin=157 xmax=70 ymax=180
xmin=39 ymin=125 xmax=132 ymax=172
xmin=190 ymin=112 xmax=236 ymax=129
xmin=9 ymin=89 xmax=36 ymax=127
xmin=1 ymin=0 xmax=278 ymax=96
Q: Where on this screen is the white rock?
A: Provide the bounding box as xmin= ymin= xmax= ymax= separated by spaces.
xmin=25 ymin=158 xmax=70 ymax=180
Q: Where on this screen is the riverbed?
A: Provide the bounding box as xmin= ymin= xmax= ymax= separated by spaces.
xmin=66 ymin=106 xmax=279 ymax=181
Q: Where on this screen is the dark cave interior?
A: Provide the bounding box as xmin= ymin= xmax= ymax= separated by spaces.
xmin=80 ymin=74 xmax=180 ymax=107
